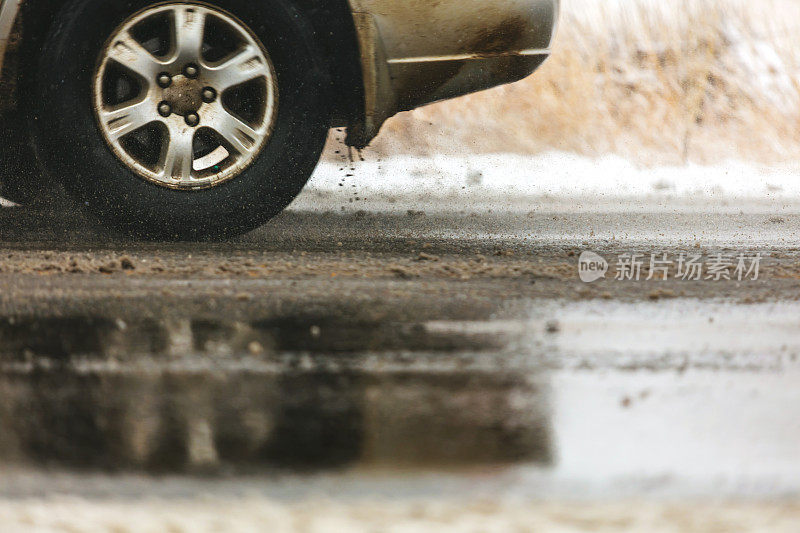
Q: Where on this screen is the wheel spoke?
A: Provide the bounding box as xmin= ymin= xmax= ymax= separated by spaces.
xmin=106 ymin=31 xmax=164 ymax=81
xmin=206 ymin=104 xmax=261 ymax=155
xmin=204 ymin=45 xmax=270 ymax=91
xmin=160 ymin=125 xmax=195 ymax=181
xmin=171 ymin=6 xmax=206 ymax=65
xmin=100 ymin=99 xmax=155 ymax=141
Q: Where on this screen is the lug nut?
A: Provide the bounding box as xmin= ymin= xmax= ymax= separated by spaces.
xmin=201 ymin=87 xmax=217 ymax=103
xmin=158 ymin=102 xmax=172 ymax=117
xmin=184 ymin=64 xmax=199 ymax=78
xmin=157 ymin=73 xmax=172 ymax=88
xmin=185 ymin=113 xmax=200 ymax=127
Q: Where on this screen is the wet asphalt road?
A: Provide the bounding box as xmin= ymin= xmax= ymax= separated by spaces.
xmin=3 ymin=200 xmax=800 ymax=321
xmin=1 ymin=199 xmax=800 ymax=520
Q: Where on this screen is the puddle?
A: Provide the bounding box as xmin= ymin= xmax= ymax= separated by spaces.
xmin=0 ymin=316 xmax=510 ymax=360
xmin=525 ymin=299 xmax=800 ymax=498
xmin=1 ymin=301 xmax=799 ymax=499
xmin=0 ymin=368 xmax=551 ymax=472
xmin=525 ymin=299 xmax=800 ymax=371
xmin=0 ymin=315 xmax=548 ymax=472
xmin=547 ymin=369 xmax=800 ymax=498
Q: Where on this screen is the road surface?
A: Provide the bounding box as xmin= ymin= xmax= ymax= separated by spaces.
xmin=1 ymin=194 xmax=800 ymax=531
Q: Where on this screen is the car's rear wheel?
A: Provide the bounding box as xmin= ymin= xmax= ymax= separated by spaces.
xmin=33 ymin=0 xmax=330 ymax=239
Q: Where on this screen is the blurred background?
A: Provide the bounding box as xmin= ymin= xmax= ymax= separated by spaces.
xmin=345 ymin=0 xmax=800 ymax=165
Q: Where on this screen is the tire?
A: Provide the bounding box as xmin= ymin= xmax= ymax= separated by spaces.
xmin=0 ymin=114 xmax=73 ymax=210
xmin=32 ymin=0 xmax=330 ymax=240
xmin=0 ymin=115 xmax=38 ymax=205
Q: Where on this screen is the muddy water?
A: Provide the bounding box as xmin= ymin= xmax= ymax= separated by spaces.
xmin=0 ymin=300 xmax=798 ymax=500
xmin=0 ymin=314 xmax=551 ymax=472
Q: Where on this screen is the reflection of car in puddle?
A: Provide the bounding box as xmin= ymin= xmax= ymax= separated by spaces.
xmin=0 ymin=315 xmax=552 ymax=471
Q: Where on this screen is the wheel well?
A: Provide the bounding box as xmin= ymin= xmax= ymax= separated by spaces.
xmin=9 ymin=0 xmax=364 ymax=127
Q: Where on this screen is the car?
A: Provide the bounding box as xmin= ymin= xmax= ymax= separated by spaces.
xmin=0 ymin=0 xmax=559 ymax=239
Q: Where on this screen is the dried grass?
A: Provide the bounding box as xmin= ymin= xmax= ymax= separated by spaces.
xmin=341 ymin=0 xmax=800 ymax=165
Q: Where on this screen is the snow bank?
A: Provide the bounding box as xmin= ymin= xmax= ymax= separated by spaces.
xmin=305 ymin=153 xmax=800 ymax=210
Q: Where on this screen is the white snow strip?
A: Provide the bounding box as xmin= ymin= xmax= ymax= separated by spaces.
xmin=308 ymin=152 xmax=800 ymax=202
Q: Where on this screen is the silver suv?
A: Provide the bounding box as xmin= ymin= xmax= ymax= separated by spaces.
xmin=0 ymin=0 xmax=558 ymax=238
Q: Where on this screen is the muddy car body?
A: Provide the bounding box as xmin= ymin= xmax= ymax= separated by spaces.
xmin=0 ymin=0 xmax=558 ymax=237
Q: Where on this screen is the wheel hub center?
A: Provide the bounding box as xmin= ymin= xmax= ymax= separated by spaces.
xmin=162 ymin=75 xmax=203 ymax=116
